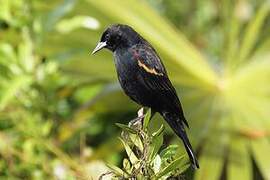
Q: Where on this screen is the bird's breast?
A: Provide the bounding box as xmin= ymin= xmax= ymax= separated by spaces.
xmin=114 ymin=52 xmax=138 ymax=85
xmin=113 ymin=50 xmax=149 ymax=105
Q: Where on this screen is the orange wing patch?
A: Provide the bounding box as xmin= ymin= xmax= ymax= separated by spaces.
xmin=138 ymin=60 xmax=163 ymax=76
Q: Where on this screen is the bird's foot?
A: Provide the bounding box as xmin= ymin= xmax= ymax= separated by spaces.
xmin=128 ymin=107 xmax=145 ymax=129
xmin=121 ymin=108 xmax=145 ymax=140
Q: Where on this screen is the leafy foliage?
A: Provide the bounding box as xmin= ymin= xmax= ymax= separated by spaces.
xmin=103 ymin=109 xmax=189 ymax=179
xmin=0 ymin=0 xmax=269 ymax=179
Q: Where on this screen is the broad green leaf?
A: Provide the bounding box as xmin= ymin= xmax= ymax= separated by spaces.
xmin=56 ymin=15 xmax=100 ymax=34
xmin=143 ymin=108 xmax=151 ymax=130
xmin=106 ymin=163 xmax=128 ymax=177
xmin=255 ymin=37 xmax=270 ymax=55
xmin=119 ymin=138 xmax=140 ymax=168
xmin=0 ymin=75 xmax=32 ymax=110
xmin=194 ymin=134 xmax=227 ymax=180
xmin=227 ymin=138 xmax=251 ymax=180
xmin=148 ymin=125 xmax=164 ymax=162
xmin=251 ymin=138 xmax=270 ymax=180
xmin=195 ymin=153 xmax=224 ymax=180
xmin=238 ymin=3 xmax=270 ymax=63
xmin=223 ymin=0 xmax=241 ymax=66
xmin=0 ymin=0 xmax=10 ymax=21
xmin=160 ymin=145 xmax=179 ymax=160
xmin=0 ymin=43 xmax=17 ymax=64
xmin=122 ymin=158 xmax=131 ymax=174
xmin=115 ymin=123 xmax=137 ymax=134
xmin=154 ymin=155 xmax=185 ymax=179
xmin=18 ymin=29 xmax=34 ymax=73
xmin=129 ymin=133 xmax=144 ymax=152
xmin=152 ymin=124 xmax=164 ymax=137
xmin=153 ymin=154 xmax=161 ymax=174
xmin=43 ymin=0 xmax=76 ymax=32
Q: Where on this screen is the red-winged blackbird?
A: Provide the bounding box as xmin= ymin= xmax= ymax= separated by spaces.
xmin=92 ymin=24 xmax=199 ymax=169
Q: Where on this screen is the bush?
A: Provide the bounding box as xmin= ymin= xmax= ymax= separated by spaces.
xmin=101 ymin=109 xmax=189 ymax=179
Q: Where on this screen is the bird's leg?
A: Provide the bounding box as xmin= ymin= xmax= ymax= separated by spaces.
xmin=121 ymin=108 xmax=145 ymax=141
xmin=128 ymin=108 xmax=157 ymax=132
xmin=128 ymin=107 xmax=145 ymax=128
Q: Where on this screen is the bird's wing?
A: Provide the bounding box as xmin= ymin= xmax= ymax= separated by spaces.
xmin=130 ymin=44 xmax=189 ymax=127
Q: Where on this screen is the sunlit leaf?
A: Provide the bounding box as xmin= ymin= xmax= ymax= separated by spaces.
xmin=148 ymin=125 xmax=164 ymax=162
xmin=154 ymin=155 xmax=185 ymax=179
xmin=43 ymin=0 xmax=76 ymax=32
xmin=152 ymin=124 xmax=164 ymax=137
xmin=227 ymin=137 xmax=252 ymax=180
xmin=129 ymin=133 xmax=144 ymax=152
xmin=56 ymin=15 xmax=100 ymax=34
xmin=194 ymin=135 xmax=227 ymax=180
xmin=251 ymin=138 xmax=270 ymax=180
xmin=122 ymin=158 xmax=131 ymax=174
xmin=152 ymin=154 xmax=161 ymax=174
xmin=238 ymin=3 xmax=270 ymax=63
xmin=143 ymin=108 xmax=151 ymax=130
xmin=119 ymin=138 xmax=140 ymax=168
xmin=0 ymin=75 xmax=32 ymax=110
xmin=160 ymin=145 xmax=178 ymax=160
xmin=115 ymin=123 xmax=137 ymax=134
xmin=106 ymin=163 xmax=128 ymax=177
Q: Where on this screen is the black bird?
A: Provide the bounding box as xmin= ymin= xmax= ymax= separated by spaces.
xmin=92 ymin=24 xmax=199 ymax=169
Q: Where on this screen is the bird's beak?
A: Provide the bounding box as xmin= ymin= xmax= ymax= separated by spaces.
xmin=91 ymin=41 xmax=107 ymax=55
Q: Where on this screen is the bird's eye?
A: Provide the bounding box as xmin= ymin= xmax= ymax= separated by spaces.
xmin=115 ymin=35 xmax=121 ymax=41
xmin=105 ymin=34 xmax=110 ymax=40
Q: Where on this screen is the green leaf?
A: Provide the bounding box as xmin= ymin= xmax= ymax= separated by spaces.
xmin=223 ymin=1 xmax=241 ymax=66
xmin=18 ymin=29 xmax=34 ymax=73
xmin=0 ymin=0 xmax=10 ymax=22
xmin=152 ymin=124 xmax=164 ymax=137
xmin=160 ymin=145 xmax=179 ymax=159
xmin=119 ymin=138 xmax=140 ymax=168
xmin=143 ymin=108 xmax=151 ymax=130
xmin=122 ymin=158 xmax=131 ymax=174
xmin=227 ymin=138 xmax=252 ymax=180
xmin=0 ymin=75 xmax=32 ymax=110
xmin=238 ymin=3 xmax=270 ymax=63
xmin=129 ymin=133 xmax=144 ymax=152
xmin=251 ymin=137 xmax=270 ymax=180
xmin=152 ymin=154 xmax=161 ymax=174
xmin=106 ymin=163 xmax=128 ymax=177
xmin=194 ymin=135 xmax=227 ymax=180
xmin=43 ymin=0 xmax=76 ymax=32
xmin=56 ymin=15 xmax=100 ymax=34
xmin=0 ymin=43 xmax=17 ymax=64
xmin=115 ymin=123 xmax=137 ymax=134
xmin=154 ymin=155 xmax=185 ymax=179
xmin=148 ymin=125 xmax=164 ymax=162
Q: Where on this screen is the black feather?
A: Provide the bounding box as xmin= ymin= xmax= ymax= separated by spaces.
xmin=162 ymin=111 xmax=199 ymax=169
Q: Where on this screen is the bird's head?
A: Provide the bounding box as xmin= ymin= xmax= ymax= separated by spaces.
xmin=92 ymin=24 xmax=141 ymax=54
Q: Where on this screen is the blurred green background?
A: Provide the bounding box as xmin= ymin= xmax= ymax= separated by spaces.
xmin=0 ymin=0 xmax=269 ymax=179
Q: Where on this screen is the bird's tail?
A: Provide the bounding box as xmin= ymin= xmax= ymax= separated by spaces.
xmin=162 ymin=112 xmax=199 ymax=169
